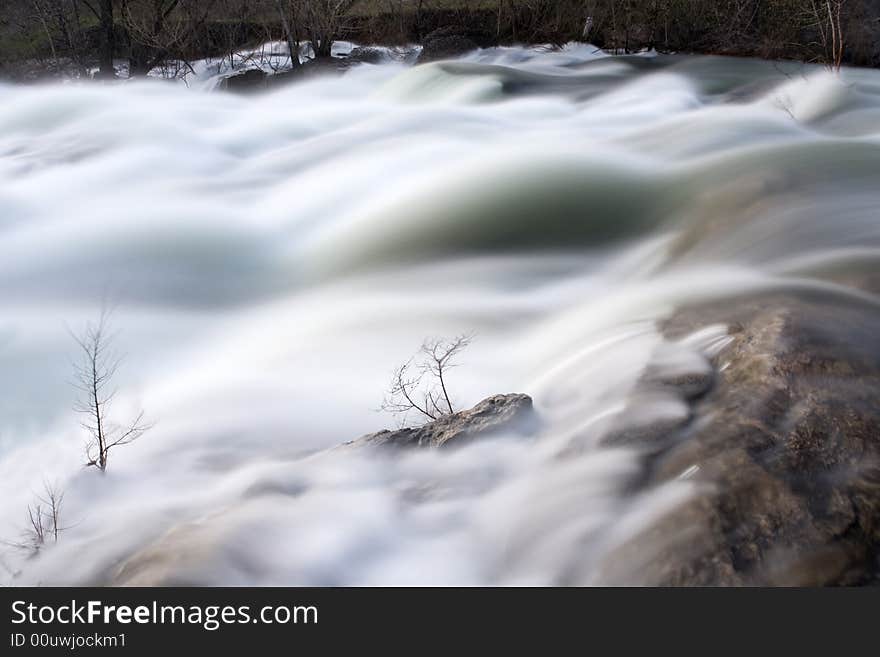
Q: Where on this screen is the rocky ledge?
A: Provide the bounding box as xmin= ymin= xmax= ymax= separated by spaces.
xmin=602 ymin=292 xmax=880 ymax=586
xmin=346 ymin=393 xmax=536 ymax=450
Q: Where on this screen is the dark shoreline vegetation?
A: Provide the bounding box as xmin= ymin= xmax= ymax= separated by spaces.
xmin=1 ymin=0 xmax=879 ymax=83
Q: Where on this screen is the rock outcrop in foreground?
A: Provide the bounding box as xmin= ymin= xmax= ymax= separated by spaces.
xmin=110 ymin=296 xmax=880 ymax=587
xmin=348 ymin=393 xmax=535 ymax=450
xmin=603 ymin=293 xmax=880 ymax=586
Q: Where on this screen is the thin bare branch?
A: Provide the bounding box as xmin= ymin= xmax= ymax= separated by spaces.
xmin=382 ymin=333 xmax=474 ymax=425
xmin=6 ymin=481 xmax=66 ymax=554
xmin=72 ymin=310 xmax=150 ymax=471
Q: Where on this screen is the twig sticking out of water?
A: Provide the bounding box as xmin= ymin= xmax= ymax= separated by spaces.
xmin=72 ymin=310 xmax=152 ymax=472
xmin=382 ymin=334 xmax=474 ymax=425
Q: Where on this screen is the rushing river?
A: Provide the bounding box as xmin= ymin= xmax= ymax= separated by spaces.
xmin=1 ymin=44 xmax=879 ymax=585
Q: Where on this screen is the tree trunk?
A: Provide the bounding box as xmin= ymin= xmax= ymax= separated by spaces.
xmin=96 ymin=0 xmax=115 ymax=79
xmin=313 ymin=33 xmax=333 ymax=59
xmin=274 ymin=0 xmax=300 ymax=69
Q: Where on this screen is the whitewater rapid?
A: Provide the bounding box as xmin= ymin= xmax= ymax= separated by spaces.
xmin=1 ymin=44 xmax=879 ymax=585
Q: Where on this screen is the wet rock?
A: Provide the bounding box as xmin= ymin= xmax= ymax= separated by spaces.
xmin=601 ymin=294 xmax=880 ymax=586
xmin=266 ymin=58 xmax=348 ymax=88
xmin=642 ymin=367 xmax=716 ymax=402
xmin=220 ymin=68 xmax=267 ymax=93
xmin=417 ymin=27 xmax=481 ymax=64
xmin=345 ymin=47 xmax=385 ymax=65
xmin=347 ymin=394 xmax=536 ymax=450
xmin=221 ymin=58 xmax=351 ymax=94
xmin=602 ymin=350 xmax=714 ymax=451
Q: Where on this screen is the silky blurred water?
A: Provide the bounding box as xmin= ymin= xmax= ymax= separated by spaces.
xmin=1 ymin=44 xmax=879 ymax=585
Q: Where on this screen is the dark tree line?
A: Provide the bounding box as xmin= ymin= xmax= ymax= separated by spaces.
xmin=575 ymin=0 xmax=870 ymax=70
xmin=484 ymin=1 xmax=878 ymax=69
xmin=0 ymin=0 xmax=361 ymax=79
xmin=1 ymin=1 xmax=879 ymax=79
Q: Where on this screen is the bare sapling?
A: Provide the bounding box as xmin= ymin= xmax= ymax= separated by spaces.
xmin=805 ymin=0 xmax=846 ymax=72
xmin=382 ymin=334 xmax=474 ymax=425
xmin=72 ymin=311 xmax=151 ymax=472
xmin=3 ymin=481 xmax=66 ymax=554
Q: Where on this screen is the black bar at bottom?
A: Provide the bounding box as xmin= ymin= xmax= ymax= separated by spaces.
xmin=1 ymin=587 xmax=875 ymax=652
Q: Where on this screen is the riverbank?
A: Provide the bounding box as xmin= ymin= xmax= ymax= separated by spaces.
xmin=2 ymin=2 xmax=879 ymax=82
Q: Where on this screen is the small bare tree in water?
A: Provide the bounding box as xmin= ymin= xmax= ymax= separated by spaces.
xmin=382 ymin=334 xmax=473 ymax=424
xmin=73 ymin=311 xmax=151 ymax=471
xmin=3 ymin=481 xmax=66 ymax=554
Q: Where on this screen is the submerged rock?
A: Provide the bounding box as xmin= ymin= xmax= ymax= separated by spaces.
xmin=417 ymin=27 xmax=482 ymax=64
xmin=348 ymin=393 xmax=536 ymax=450
xmin=641 ymin=366 xmax=715 ymax=402
xmin=220 ymin=68 xmax=268 ymax=93
xmin=220 ymin=58 xmax=349 ymax=94
xmin=601 ymin=294 xmax=880 ymax=586
xmin=345 ymin=47 xmax=386 ymax=65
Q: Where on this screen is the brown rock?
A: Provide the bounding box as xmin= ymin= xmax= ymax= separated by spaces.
xmin=347 ymin=394 xmax=536 ymax=450
xmin=602 ymin=293 xmax=880 ymax=586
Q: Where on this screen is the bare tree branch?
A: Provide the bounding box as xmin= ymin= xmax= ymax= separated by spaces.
xmin=37 ymin=480 xmax=66 ymax=544
xmin=382 ymin=333 xmax=474 ymax=425
xmin=2 ymin=481 xmax=66 ymax=554
xmin=805 ymin=0 xmax=846 ymax=72
xmin=72 ymin=310 xmax=151 ymax=471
